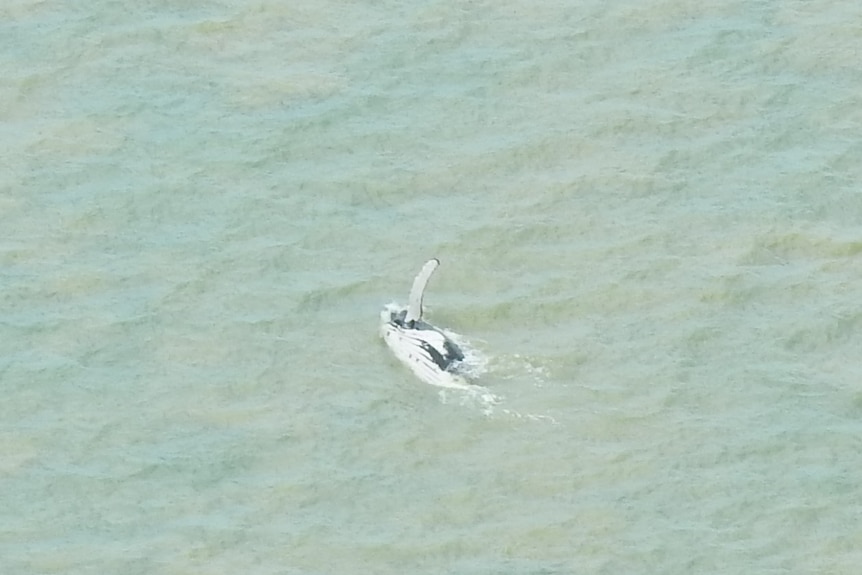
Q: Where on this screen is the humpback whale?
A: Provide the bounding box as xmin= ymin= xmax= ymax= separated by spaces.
xmin=380 ymin=259 xmax=468 ymax=387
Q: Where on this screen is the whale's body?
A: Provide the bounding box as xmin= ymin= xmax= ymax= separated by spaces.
xmin=380 ymin=259 xmax=469 ymax=388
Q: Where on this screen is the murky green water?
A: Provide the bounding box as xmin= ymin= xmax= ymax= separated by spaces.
xmin=2 ymin=1 xmax=861 ymax=573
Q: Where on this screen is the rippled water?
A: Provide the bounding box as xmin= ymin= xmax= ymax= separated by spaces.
xmin=3 ymin=0 xmax=862 ymax=573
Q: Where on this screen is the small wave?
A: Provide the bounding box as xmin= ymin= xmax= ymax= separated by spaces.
xmin=489 ymin=353 xmax=551 ymax=385
xmin=437 ymin=384 xmax=501 ymax=416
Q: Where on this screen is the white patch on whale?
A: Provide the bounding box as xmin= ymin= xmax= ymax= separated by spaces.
xmin=380 ymin=259 xmax=476 ymax=389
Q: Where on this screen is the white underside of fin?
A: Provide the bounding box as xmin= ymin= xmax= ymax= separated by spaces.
xmin=405 ymin=258 xmax=439 ymax=324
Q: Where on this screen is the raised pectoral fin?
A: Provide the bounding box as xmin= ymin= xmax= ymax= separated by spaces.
xmin=405 ymin=258 xmax=439 ymax=324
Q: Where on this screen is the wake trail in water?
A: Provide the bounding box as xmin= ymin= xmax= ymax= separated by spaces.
xmin=434 ymin=327 xmax=557 ymax=424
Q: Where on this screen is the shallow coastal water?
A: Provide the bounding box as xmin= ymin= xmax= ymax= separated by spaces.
xmin=2 ymin=0 xmax=862 ymax=573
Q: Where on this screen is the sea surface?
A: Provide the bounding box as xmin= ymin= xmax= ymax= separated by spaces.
xmin=2 ymin=0 xmax=862 ymax=573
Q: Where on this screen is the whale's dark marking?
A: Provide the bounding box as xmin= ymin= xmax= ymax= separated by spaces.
xmin=432 ymin=339 xmax=464 ymax=368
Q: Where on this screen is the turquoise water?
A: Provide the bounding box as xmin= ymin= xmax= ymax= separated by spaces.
xmin=3 ymin=0 xmax=862 ymax=572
